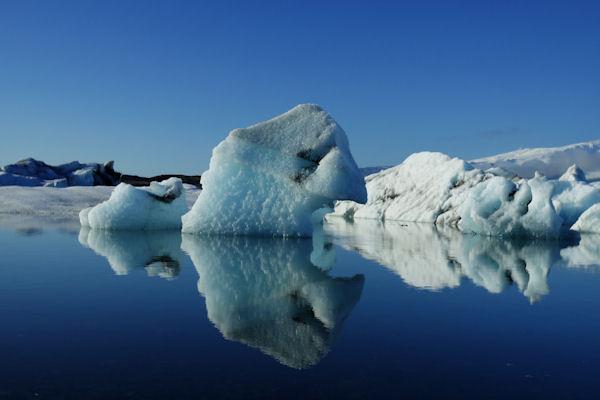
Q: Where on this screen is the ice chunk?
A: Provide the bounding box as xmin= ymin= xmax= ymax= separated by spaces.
xmin=182 ymin=104 xmax=366 ymax=237
xmin=43 ymin=178 xmax=68 ymax=188
xmin=68 ymin=167 xmax=95 ymax=186
xmin=459 ymin=176 xmax=563 ymax=238
xmin=571 ymin=203 xmax=600 ymax=233
xmin=80 ymin=178 xmax=187 ymax=230
xmin=332 ymin=152 xmax=487 ymax=224
xmin=1 ymin=158 xmax=121 ymax=187
xmin=559 ymin=164 xmax=587 ymax=182
xmin=182 ymin=235 xmax=364 ymax=369
xmin=0 ymin=172 xmax=43 ymax=187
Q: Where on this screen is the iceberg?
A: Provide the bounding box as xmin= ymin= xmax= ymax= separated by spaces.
xmin=332 ymin=149 xmax=600 ymax=238
xmin=182 ymin=234 xmax=364 ymax=369
xmin=571 ymin=203 xmax=600 ymax=233
xmin=182 ymin=104 xmax=366 ymax=237
xmin=79 ymin=178 xmax=187 ymax=230
xmin=0 ymin=158 xmax=120 ymax=187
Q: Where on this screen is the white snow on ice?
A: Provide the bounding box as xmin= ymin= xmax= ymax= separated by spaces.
xmin=80 ymin=178 xmax=188 ymax=230
xmin=182 ymin=104 xmax=366 ymax=237
xmin=471 ymin=140 xmax=600 ymax=181
xmin=332 ymin=144 xmax=600 ymax=238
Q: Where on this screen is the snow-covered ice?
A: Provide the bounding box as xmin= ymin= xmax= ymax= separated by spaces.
xmin=471 ymin=140 xmax=600 ymax=181
xmin=0 ymin=158 xmax=120 ymax=187
xmin=182 ymin=104 xmax=366 ymax=237
xmin=331 ymin=148 xmax=600 ymax=238
xmin=182 ymin=234 xmax=364 ymax=369
xmin=571 ymin=203 xmax=600 ymax=233
xmin=80 ymin=178 xmax=187 ymax=230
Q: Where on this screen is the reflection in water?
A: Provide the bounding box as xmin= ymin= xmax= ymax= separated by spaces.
xmin=182 ymin=233 xmax=364 ymax=369
xmin=78 ymin=228 xmax=182 ymax=279
xmin=325 ymin=219 xmax=586 ymax=303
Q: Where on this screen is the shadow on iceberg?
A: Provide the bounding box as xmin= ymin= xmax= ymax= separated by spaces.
xmin=78 ymin=228 xmax=182 ymax=279
xmin=181 ymin=233 xmax=364 ymax=369
xmin=325 ymin=218 xmax=574 ymax=303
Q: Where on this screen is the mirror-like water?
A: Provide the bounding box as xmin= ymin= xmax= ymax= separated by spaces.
xmin=2 ymin=219 xmax=600 ymax=399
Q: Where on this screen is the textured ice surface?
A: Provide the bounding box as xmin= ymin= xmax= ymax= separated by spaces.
xmin=325 ymin=219 xmax=561 ymax=303
xmin=332 ymin=152 xmax=488 ymax=223
xmin=79 ymin=228 xmax=182 ymax=278
xmin=0 ymin=158 xmax=119 ymax=187
xmin=80 ymin=178 xmax=187 ymax=230
xmin=559 ymin=164 xmax=587 ymax=182
xmin=182 ymin=234 xmax=364 ymax=369
xmin=471 ymin=140 xmax=600 ymax=181
xmin=458 ymin=176 xmax=563 ymax=238
xmin=182 ymin=104 xmax=366 ymax=237
xmin=332 ymin=150 xmax=600 ymax=238
xmin=332 ymin=152 xmax=489 ymax=224
xmin=571 ymin=203 xmax=600 ymax=233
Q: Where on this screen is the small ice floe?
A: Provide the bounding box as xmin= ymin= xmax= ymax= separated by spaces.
xmin=79 ymin=177 xmax=186 ymax=230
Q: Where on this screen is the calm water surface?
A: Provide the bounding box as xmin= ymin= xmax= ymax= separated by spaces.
xmin=2 ymin=218 xmax=600 ymax=399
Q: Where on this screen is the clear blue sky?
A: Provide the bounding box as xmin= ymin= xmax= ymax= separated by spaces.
xmin=1 ymin=0 xmax=598 ymax=175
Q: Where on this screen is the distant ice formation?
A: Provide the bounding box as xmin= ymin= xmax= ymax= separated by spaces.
xmin=79 ymin=228 xmax=182 ymax=278
xmin=332 ymin=150 xmax=600 ymax=238
xmin=0 ymin=158 xmax=120 ymax=187
xmin=182 ymin=104 xmax=366 ymax=237
xmin=471 ymin=140 xmax=600 ymax=181
xmin=80 ymin=178 xmax=187 ymax=230
xmin=182 ymin=234 xmax=364 ymax=369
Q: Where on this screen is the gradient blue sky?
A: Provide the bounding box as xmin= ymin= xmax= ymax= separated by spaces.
xmin=1 ymin=0 xmax=598 ymax=175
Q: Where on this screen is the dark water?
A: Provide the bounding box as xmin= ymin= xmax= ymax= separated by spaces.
xmin=2 ymin=219 xmax=600 ymax=399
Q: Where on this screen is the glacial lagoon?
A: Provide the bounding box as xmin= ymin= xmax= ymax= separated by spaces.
xmin=2 ymin=219 xmax=600 ymax=399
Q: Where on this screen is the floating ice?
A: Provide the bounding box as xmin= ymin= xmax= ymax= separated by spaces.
xmin=458 ymin=176 xmax=563 ymax=238
xmin=182 ymin=234 xmax=364 ymax=369
xmin=559 ymin=164 xmax=587 ymax=182
xmin=80 ymin=178 xmax=187 ymax=230
xmin=0 ymin=158 xmax=120 ymax=187
xmin=571 ymin=203 xmax=600 ymax=233
xmin=182 ymin=104 xmax=366 ymax=237
xmin=331 ymin=152 xmax=488 ymax=224
xmin=331 ymin=149 xmax=600 ymax=238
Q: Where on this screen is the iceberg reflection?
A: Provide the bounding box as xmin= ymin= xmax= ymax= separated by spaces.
xmin=325 ymin=219 xmax=571 ymax=303
xmin=78 ymin=228 xmax=182 ymax=279
xmin=182 ymin=233 xmax=364 ymax=369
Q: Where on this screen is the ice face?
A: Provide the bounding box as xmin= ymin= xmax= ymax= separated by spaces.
xmin=79 ymin=228 xmax=183 ymax=278
xmin=181 ymin=234 xmax=364 ymax=369
xmin=80 ymin=178 xmax=187 ymax=230
xmin=331 ymin=150 xmax=600 ymax=239
xmin=571 ymin=203 xmax=600 ymax=233
xmin=182 ymin=104 xmax=366 ymax=237
xmin=458 ymin=176 xmax=563 ymax=238
xmin=331 ymin=152 xmax=488 ymax=224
